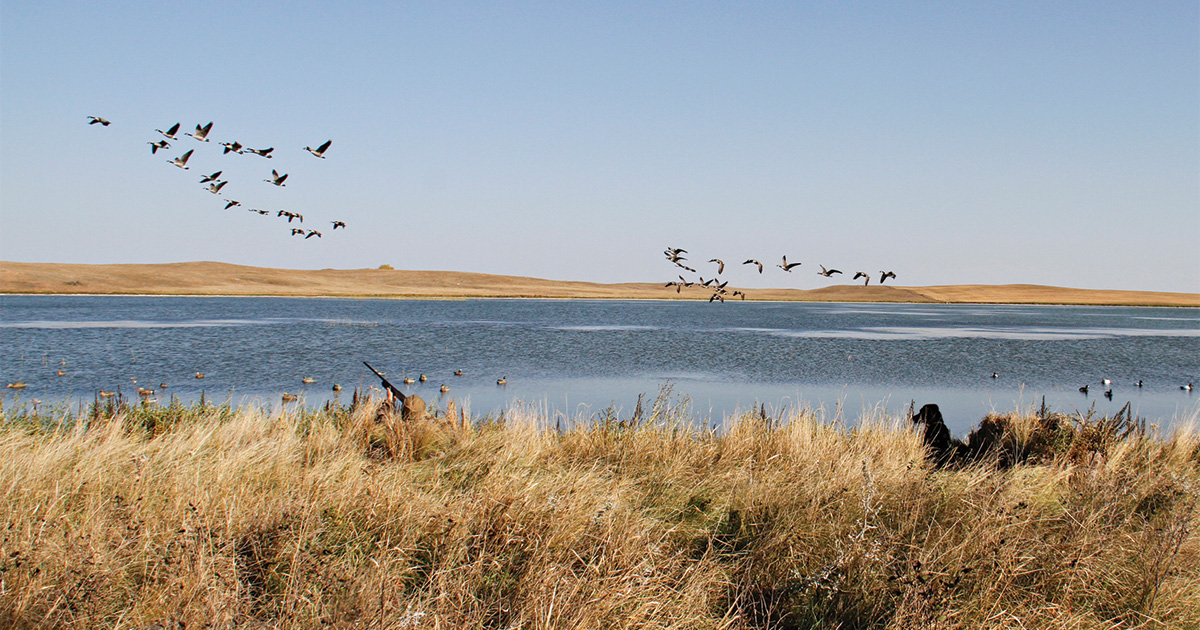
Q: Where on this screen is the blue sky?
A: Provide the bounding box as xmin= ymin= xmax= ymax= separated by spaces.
xmin=1 ymin=1 xmax=1196 ymax=292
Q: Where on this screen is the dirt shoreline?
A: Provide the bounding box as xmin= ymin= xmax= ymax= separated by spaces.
xmin=2 ymin=261 xmax=1197 ymax=306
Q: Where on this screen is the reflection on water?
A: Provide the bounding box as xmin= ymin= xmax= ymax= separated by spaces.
xmin=1 ymin=296 xmax=1197 ymax=433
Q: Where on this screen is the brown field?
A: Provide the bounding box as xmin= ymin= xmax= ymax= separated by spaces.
xmin=2 ymin=261 xmax=1197 ymax=306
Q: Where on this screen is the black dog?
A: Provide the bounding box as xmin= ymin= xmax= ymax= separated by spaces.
xmin=911 ymin=403 xmax=965 ymax=468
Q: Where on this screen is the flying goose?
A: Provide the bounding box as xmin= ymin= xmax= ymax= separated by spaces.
xmin=817 ymin=265 xmax=842 ymax=278
xmin=743 ymin=259 xmax=763 ymax=273
xmin=879 ymin=271 xmax=897 ymax=284
xmin=304 ymin=230 xmax=322 ymax=239
xmin=246 ymin=147 xmax=274 ymax=158
xmin=291 ymin=228 xmax=306 ymax=236
xmin=305 ymin=139 xmax=332 ymax=158
xmin=777 ymin=256 xmax=801 ymax=272
xmin=709 ymin=258 xmax=725 ymax=274
xmin=87 ymin=116 xmax=111 ymax=126
xmin=205 ymin=181 xmax=228 ymax=194
xmin=264 ymin=169 xmax=288 ymax=186
xmin=199 ymin=170 xmax=223 ymax=183
xmin=331 ymin=220 xmax=346 ymax=229
xmin=185 ymin=122 xmax=213 ymax=142
xmin=853 ymin=271 xmax=870 ymax=286
xmin=220 ymin=141 xmax=244 ymax=154
xmin=224 ymin=199 xmax=241 ymax=210
xmin=168 ymin=149 xmax=194 ymax=169
xmin=156 ymin=123 xmax=180 ymax=140
xmin=732 ymin=290 xmax=746 ymax=300
xmin=148 ymin=140 xmax=170 ymax=154
xmin=248 ymin=208 xmax=269 ymax=215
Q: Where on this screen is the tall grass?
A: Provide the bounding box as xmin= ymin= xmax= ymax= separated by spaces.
xmin=0 ymin=394 xmax=1196 ymax=629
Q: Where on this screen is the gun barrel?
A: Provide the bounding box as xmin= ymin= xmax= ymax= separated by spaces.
xmin=362 ymin=361 xmax=406 ymax=401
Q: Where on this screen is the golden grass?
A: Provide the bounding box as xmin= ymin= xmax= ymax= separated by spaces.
xmin=1 ymin=396 xmax=1197 ymax=629
xmin=3 ymin=261 xmax=1197 ymax=306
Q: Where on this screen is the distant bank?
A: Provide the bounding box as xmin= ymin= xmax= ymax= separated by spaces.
xmin=1 ymin=261 xmax=1197 ymax=306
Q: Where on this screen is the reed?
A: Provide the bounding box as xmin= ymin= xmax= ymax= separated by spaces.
xmin=0 ymin=394 xmax=1196 ymax=629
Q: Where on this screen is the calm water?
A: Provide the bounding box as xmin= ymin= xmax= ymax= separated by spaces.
xmin=1 ymin=296 xmax=1197 ymax=433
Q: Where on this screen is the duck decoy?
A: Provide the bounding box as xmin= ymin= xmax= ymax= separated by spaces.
xmin=402 ymin=376 xmax=415 ymax=384
xmin=1101 ymin=378 xmax=1112 ymax=386
xmin=332 ymin=383 xmax=342 ymax=392
xmin=1103 ymin=389 xmax=1113 ymax=400
xmin=137 ymin=387 xmax=155 ymax=397
xmin=709 ymin=258 xmax=725 ymax=274
xmin=440 ymin=384 xmax=450 ymax=393
xmin=281 ymin=393 xmax=298 ymax=402
xmin=159 ymin=383 xmax=168 ymax=389
xmin=497 ymin=376 xmax=507 ymax=385
xmin=777 ymin=256 xmax=801 ymax=272
xmin=743 ymin=259 xmax=763 ymax=273
xmin=301 ymin=377 xmax=315 ymax=384
xmin=304 ymin=139 xmax=332 ymax=158
xmin=418 ymin=374 xmax=428 ymax=382
xmin=87 ymin=116 xmax=111 ymax=126
xmin=156 ymin=122 xmax=180 ymax=140
xmin=148 ymin=140 xmax=170 ymax=154
xmin=168 ymin=149 xmax=194 ymax=169
xmin=331 ymin=220 xmax=346 ymax=229
xmin=1183 ymin=383 xmax=1194 ymax=391
xmin=224 ymin=199 xmax=241 ymax=210
xmin=264 ymin=169 xmax=287 ymax=186
xmin=98 ymin=390 xmax=115 ymax=398
xmin=220 ymin=141 xmax=244 ymax=154
xmin=200 ymin=171 xmax=223 ymax=183
xmin=1079 ymin=385 xmax=1089 ymax=394
xmin=185 ymin=122 xmax=213 ymax=142
xmin=246 ymin=147 xmax=274 ymax=158
xmin=817 ymin=265 xmax=842 ymax=277
xmin=879 ymin=271 xmax=897 ymax=284
xmin=991 ymin=372 xmax=999 ymax=378
xmin=454 ymin=370 xmax=463 ymax=376
xmin=6 ymin=382 xmax=26 ymax=389
xmin=194 ymin=372 xmax=205 ymax=379
xmin=1136 ymin=380 xmax=1143 ymax=388
xmin=56 ymin=369 xmax=66 ymax=376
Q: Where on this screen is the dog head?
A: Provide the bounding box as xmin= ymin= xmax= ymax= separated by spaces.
xmin=912 ymin=403 xmax=943 ymax=427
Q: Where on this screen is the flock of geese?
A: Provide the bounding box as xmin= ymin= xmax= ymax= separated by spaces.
xmin=663 ymin=246 xmax=898 ymax=302
xmin=88 ymin=115 xmax=343 ymax=239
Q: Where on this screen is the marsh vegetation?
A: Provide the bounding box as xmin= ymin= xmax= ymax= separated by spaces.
xmin=1 ymin=392 xmax=1197 ymax=629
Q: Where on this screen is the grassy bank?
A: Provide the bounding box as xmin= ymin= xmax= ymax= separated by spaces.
xmin=1 ymin=395 xmax=1197 ymax=629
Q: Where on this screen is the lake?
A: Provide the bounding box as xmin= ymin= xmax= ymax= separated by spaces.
xmin=1 ymin=296 xmax=1197 ymax=433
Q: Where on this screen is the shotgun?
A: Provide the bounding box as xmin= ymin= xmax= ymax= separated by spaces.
xmin=363 ymin=361 xmax=407 ymax=402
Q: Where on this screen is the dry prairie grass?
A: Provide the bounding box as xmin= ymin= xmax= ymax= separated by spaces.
xmin=0 ymin=394 xmax=1197 ymax=629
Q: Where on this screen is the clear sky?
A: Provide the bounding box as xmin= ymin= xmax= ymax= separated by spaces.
xmin=1 ymin=2 xmax=1197 ymax=292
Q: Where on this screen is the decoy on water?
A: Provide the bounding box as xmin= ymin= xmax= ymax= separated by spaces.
xmin=332 ymin=383 xmax=342 ymax=392
xmin=1101 ymin=378 xmax=1112 ymax=386
xmin=1136 ymin=380 xmax=1143 ymax=388
xmin=168 ymin=149 xmax=194 ymax=169
xmin=87 ymin=116 xmax=111 ymax=126
xmin=220 ymin=141 xmax=244 ymax=154
xmin=710 ymin=258 xmax=725 ymax=274
xmin=281 ymin=393 xmax=298 ymax=402
xmin=1103 ymin=389 xmax=1113 ymax=400
xmin=246 ymin=147 xmax=274 ymax=158
xmin=991 ymin=372 xmax=999 ymax=378
xmin=497 ymin=376 xmax=507 ymax=385
xmin=1079 ymin=385 xmax=1089 ymax=394
xmin=418 ymin=374 xmax=428 ymax=382
xmin=440 ymin=384 xmax=450 ymax=393
xmin=6 ymin=382 xmax=27 ymax=389
xmin=205 ymin=181 xmax=227 ymax=194
xmin=853 ymin=271 xmax=871 ymax=286
xmin=57 ymin=369 xmax=66 ymax=376
xmin=402 ymin=376 xmax=415 ymax=384
xmin=454 ymin=370 xmax=464 ymax=376
xmin=305 ymin=139 xmax=332 ymax=158
xmin=777 ymin=256 xmax=801 ymax=272
xmin=879 ymin=271 xmax=897 ymax=284
xmin=156 ymin=123 xmax=180 ymax=140
xmin=331 ymin=220 xmax=346 ymax=229
xmin=1183 ymin=383 xmax=1194 ymax=391
xmin=743 ymin=259 xmax=764 ymax=273
xmin=195 ymin=372 xmax=205 ymax=379
xmin=224 ymin=199 xmax=241 ymax=210
xmin=185 ymin=122 xmax=213 ymax=142
xmin=301 ymin=377 xmax=315 ymax=384
xmin=148 ymin=140 xmax=170 ymax=154
xmin=200 ymin=171 xmax=223 ymax=183
xmin=818 ymin=265 xmax=842 ymax=277
xmin=264 ymin=169 xmax=288 ymax=186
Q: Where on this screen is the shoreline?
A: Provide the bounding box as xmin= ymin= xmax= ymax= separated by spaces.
xmin=2 ymin=260 xmax=1198 ymax=307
